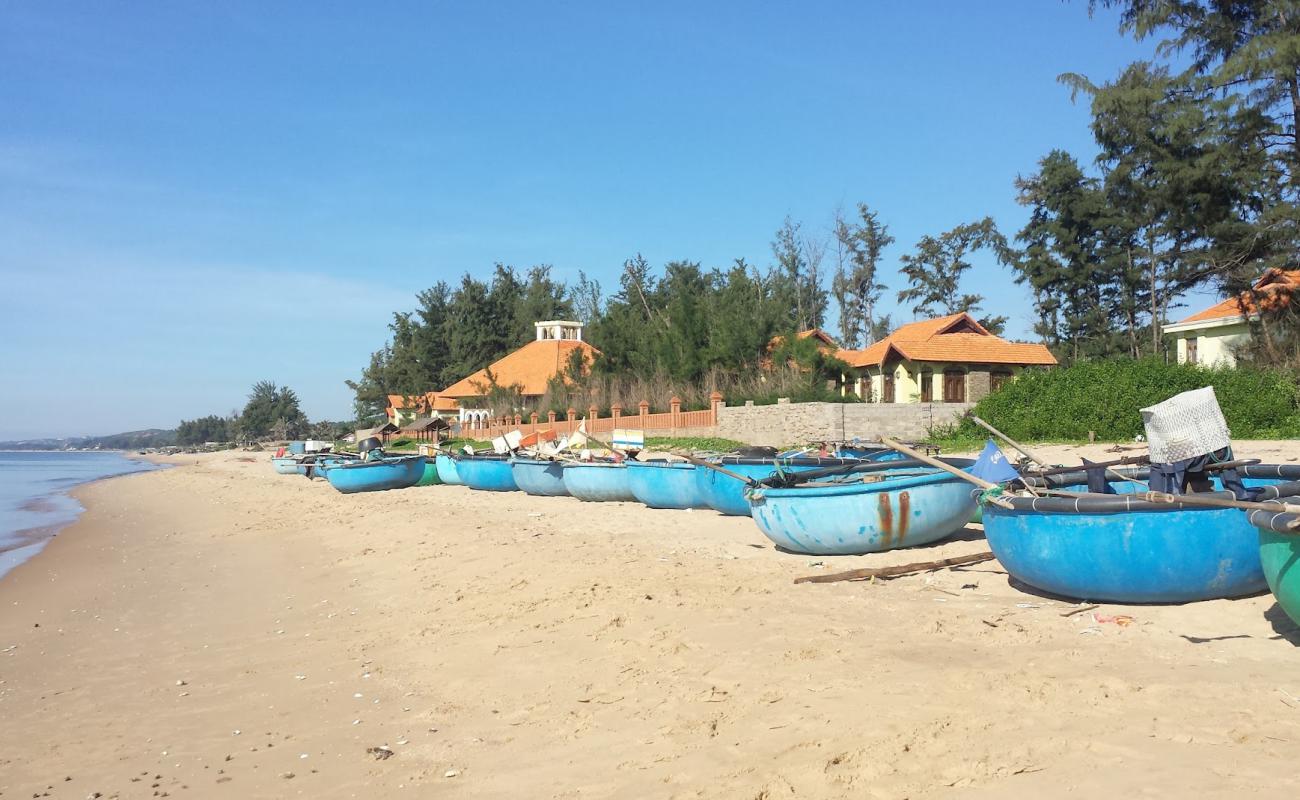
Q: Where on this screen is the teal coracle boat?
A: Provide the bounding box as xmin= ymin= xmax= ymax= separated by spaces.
xmin=510 ymin=458 xmax=569 ymax=496
xmin=747 ymin=458 xmax=978 ymax=555
xmin=325 ymin=456 xmax=426 ymax=494
xmin=562 ymin=462 xmax=637 ymax=502
xmin=415 ymin=459 xmax=442 ymax=487
xmin=1249 ymin=503 xmax=1300 ymax=627
xmin=435 ymin=454 xmax=464 ymax=485
xmin=695 ymin=456 xmax=889 ymax=517
xmin=456 ymin=454 xmax=519 ymax=492
xmin=272 ymin=456 xmax=306 ymax=476
xmin=985 ymin=464 xmax=1300 ymax=603
xmin=627 ymin=460 xmax=708 ymax=509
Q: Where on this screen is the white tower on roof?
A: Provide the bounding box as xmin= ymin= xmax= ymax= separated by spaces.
xmin=535 ymin=320 xmax=583 ymax=342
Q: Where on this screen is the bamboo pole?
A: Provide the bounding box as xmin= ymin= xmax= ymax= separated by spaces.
xmin=879 ymin=437 xmax=1014 ymax=508
xmin=793 ymin=551 xmax=996 ymax=585
xmin=971 ymin=416 xmax=1148 ymax=489
xmin=1044 ymin=487 xmax=1300 ymax=530
xmin=679 ymin=454 xmax=758 ymax=486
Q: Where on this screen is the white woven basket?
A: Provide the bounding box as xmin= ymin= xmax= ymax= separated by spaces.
xmin=1140 ymin=386 xmax=1230 ymax=464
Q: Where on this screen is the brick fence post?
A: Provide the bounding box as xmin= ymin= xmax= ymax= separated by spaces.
xmin=670 ymin=396 xmax=682 ymax=435
xmin=588 ymin=404 xmax=599 ymax=434
xmin=530 ymin=411 xmax=539 ymax=430
xmin=566 ymin=407 xmax=577 ymax=435
xmin=547 ymin=410 xmax=557 ymax=427
xmin=709 ymin=391 xmax=724 ymax=429
xmin=638 ymin=400 xmax=649 ymax=430
xmin=611 ymin=403 xmax=622 ymax=431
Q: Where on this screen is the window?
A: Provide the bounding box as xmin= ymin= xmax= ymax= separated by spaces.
xmin=991 ymin=371 xmax=1012 ymax=392
xmin=920 ymin=371 xmax=933 ymax=402
xmin=943 ymin=370 xmax=966 ymax=403
xmin=1186 ymin=337 xmax=1198 ymax=364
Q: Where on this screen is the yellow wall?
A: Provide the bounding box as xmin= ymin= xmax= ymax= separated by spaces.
xmin=849 ymin=362 xmax=1025 ymax=403
xmin=1171 ymin=322 xmax=1250 ymax=367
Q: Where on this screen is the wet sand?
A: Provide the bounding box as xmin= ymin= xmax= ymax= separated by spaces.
xmin=1 ymin=444 xmax=1299 ymax=799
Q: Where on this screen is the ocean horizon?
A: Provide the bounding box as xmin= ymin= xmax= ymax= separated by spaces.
xmin=0 ymin=451 xmax=162 ymax=581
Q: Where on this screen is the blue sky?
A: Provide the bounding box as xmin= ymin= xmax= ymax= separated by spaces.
xmin=1 ymin=1 xmax=1183 ymax=438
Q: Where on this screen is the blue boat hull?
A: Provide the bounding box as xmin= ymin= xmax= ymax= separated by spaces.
xmin=563 ymin=463 xmax=636 ymax=502
xmin=510 ymin=458 xmax=570 ymax=496
xmin=695 ymin=457 xmax=880 ymax=517
xmin=627 ymin=461 xmax=707 ymax=509
xmin=435 ymin=454 xmax=463 ymax=485
xmin=272 ymin=457 xmax=304 ymax=476
xmin=983 ymin=469 xmax=1300 ymax=603
xmin=325 ymin=456 xmax=426 ymax=493
xmin=748 ymin=466 xmax=976 ymax=555
xmin=457 ymin=456 xmax=519 ymax=492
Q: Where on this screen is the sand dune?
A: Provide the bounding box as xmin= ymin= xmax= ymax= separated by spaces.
xmin=1 ymin=445 xmax=1299 ymax=798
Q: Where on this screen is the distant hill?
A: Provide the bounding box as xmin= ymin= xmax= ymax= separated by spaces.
xmin=0 ymin=428 xmax=177 ymax=451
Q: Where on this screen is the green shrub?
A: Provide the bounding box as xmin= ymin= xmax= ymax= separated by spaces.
xmin=938 ymin=358 xmax=1300 ymax=442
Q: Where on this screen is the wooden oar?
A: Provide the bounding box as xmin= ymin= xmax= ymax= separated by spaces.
xmin=879 ymin=437 xmax=1014 ymax=509
xmin=794 ymin=551 xmax=996 ymax=585
xmin=679 ymin=454 xmax=758 ymax=486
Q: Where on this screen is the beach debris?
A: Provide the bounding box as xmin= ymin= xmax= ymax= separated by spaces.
xmin=1092 ymin=612 xmax=1135 ymax=627
xmin=367 ymin=745 xmax=394 ymax=760
xmin=232 ymin=730 xmax=241 ymax=736
xmin=175 ymin=679 xmax=187 ymax=686
xmin=280 ymin=771 xmax=295 ymax=779
xmin=1061 ymin=604 xmax=1100 ymax=618
xmin=444 ymin=769 xmax=459 ymax=778
xmin=794 ymin=552 xmax=996 ymax=585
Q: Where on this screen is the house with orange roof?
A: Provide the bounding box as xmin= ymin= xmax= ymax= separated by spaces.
xmin=762 ymin=328 xmax=841 ymax=369
xmin=1162 ymin=269 xmax=1299 ymax=366
xmin=835 ymin=312 xmax=1057 ymax=403
xmin=386 ymin=320 xmax=600 ymax=427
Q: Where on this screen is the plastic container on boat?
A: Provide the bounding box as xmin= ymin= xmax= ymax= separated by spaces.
xmin=271 ymin=456 xmax=305 ymax=476
xmin=562 ymin=462 xmax=636 ymax=502
xmin=747 ymin=459 xmax=978 ymax=555
xmin=510 ymin=458 xmax=570 ymax=496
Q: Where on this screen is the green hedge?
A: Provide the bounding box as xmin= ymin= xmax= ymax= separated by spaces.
xmin=941 ymin=359 xmax=1300 ymax=442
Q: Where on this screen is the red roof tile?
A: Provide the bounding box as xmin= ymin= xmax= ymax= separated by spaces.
xmin=1176 ymin=269 xmax=1300 ymax=324
xmin=839 ymin=312 xmax=1056 ymax=368
xmin=439 ymin=339 xmax=600 ymax=399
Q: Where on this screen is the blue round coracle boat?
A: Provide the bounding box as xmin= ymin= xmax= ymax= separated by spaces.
xmin=325 ymin=455 xmax=426 ymax=494
xmin=1248 ymin=501 xmax=1300 ymax=628
xmin=435 ymin=453 xmax=464 ymax=485
xmin=626 ymin=460 xmax=708 ymax=509
xmin=747 ymin=458 xmax=978 ymax=555
xmin=272 ymin=456 xmax=305 ymax=476
xmin=510 ymin=458 xmax=570 ymax=496
xmin=696 ymin=455 xmax=892 ymax=517
xmin=456 ymin=454 xmax=519 ymax=492
xmin=984 ymin=464 xmax=1300 ymax=603
xmin=306 ymin=454 xmax=358 ymax=479
xmin=562 ymin=462 xmax=637 ymax=502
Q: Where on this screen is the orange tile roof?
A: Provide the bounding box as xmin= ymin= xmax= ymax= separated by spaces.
xmin=1176 ymin=269 xmax=1300 ymax=324
xmin=839 ymin=312 xmax=1057 ymax=368
xmin=388 ymin=392 xmax=461 ymax=412
xmin=439 ymin=339 xmax=600 ymax=399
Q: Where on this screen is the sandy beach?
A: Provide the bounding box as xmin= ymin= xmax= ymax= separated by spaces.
xmin=3 ymin=445 xmax=1300 ymax=799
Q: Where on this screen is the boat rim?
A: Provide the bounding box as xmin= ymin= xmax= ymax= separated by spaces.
xmin=324 ymin=455 xmax=425 ymax=471
xmin=989 ymin=463 xmax=1300 ymax=515
xmin=751 ymin=465 xmax=973 ymax=498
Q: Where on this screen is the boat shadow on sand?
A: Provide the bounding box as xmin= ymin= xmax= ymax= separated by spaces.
xmin=1264 ymin=604 xmax=1300 ymax=646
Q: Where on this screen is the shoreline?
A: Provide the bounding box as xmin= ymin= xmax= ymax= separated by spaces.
xmin=1 ymin=448 xmax=1299 ymax=798
xmin=0 ymin=454 xmax=171 ymax=583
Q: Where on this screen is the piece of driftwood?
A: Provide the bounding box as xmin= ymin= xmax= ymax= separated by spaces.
xmin=793 ymin=551 xmax=996 ymax=585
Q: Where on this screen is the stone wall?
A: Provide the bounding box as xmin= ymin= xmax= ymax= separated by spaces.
xmin=715 ymin=400 xmax=974 ymax=447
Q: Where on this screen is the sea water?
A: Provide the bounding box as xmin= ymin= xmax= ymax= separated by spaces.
xmin=0 ymin=451 xmax=162 ymax=581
